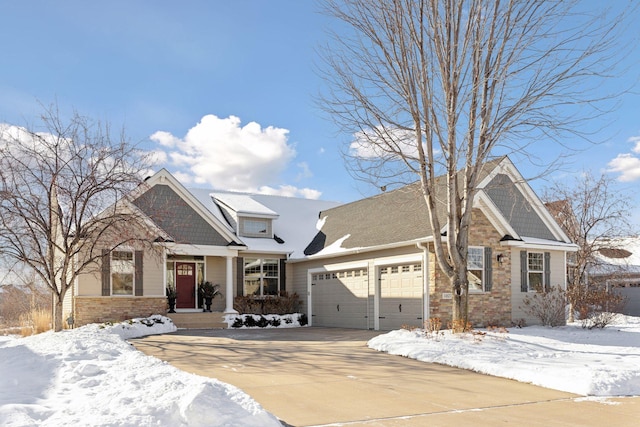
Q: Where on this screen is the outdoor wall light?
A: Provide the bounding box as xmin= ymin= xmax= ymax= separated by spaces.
xmin=496 ymin=253 xmax=505 ymax=264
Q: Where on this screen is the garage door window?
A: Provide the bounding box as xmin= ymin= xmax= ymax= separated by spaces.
xmin=243 ymin=258 xmax=279 ymax=296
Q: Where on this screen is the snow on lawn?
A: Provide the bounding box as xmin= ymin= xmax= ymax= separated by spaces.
xmin=368 ymin=314 xmax=640 ymax=397
xmin=0 ymin=315 xmax=281 ymax=427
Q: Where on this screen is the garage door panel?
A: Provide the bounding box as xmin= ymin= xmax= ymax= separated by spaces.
xmin=379 ymin=264 xmax=423 ymax=331
xmin=311 ymin=269 xmax=369 ymax=329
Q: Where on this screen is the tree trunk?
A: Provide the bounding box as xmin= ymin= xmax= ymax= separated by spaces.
xmin=451 ymin=269 xmax=469 ymax=330
xmin=53 ymin=295 xmax=64 ymax=332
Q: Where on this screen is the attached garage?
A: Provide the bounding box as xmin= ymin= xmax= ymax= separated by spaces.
xmin=378 ymin=263 xmax=424 ymax=330
xmin=311 ymin=268 xmax=370 ymax=329
xmin=308 ymin=259 xmax=426 ymax=331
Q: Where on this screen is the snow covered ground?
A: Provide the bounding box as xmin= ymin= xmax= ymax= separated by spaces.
xmin=369 ymin=314 xmax=640 ymax=397
xmin=0 ymin=315 xmax=281 ymax=427
xmin=2 ymin=314 xmax=639 ymax=426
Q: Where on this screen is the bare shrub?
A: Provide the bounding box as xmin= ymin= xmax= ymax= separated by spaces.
xmin=19 ymin=308 xmax=52 ymax=336
xmin=579 ymin=288 xmax=627 ymax=329
xmin=233 ymin=292 xmax=302 ymax=315
xmin=448 ymin=319 xmax=472 ymax=333
xmin=521 ymin=285 xmax=567 ymax=327
xmin=0 ymin=283 xmax=51 ymax=328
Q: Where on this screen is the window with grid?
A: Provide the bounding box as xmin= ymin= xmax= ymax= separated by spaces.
xmin=111 ymin=251 xmax=134 ymax=295
xmin=243 ymin=258 xmax=280 ymax=296
xmin=467 ymin=247 xmax=484 ymax=292
xmin=528 ymin=252 xmax=545 ymax=292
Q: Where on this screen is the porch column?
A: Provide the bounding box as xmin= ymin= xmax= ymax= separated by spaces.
xmin=224 ymin=255 xmax=238 ymax=314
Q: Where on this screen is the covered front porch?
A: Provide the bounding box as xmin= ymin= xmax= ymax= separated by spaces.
xmin=164 ymin=243 xmax=241 ymax=315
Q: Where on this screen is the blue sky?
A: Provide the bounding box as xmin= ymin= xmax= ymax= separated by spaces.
xmin=1 ymin=1 xmax=639 ymax=222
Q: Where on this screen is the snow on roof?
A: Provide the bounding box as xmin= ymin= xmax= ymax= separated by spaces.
xmin=212 ymin=192 xmax=279 ymax=218
xmin=246 ymin=193 xmax=341 ymax=257
xmin=596 ymin=236 xmax=640 ymax=267
xmin=186 ymin=187 xmax=341 ymax=257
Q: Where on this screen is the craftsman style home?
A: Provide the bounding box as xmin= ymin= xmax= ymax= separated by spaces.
xmin=67 ymin=157 xmax=577 ymax=329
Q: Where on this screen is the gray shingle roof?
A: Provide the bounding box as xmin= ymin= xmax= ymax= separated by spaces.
xmin=304 ymin=158 xmax=558 ymax=255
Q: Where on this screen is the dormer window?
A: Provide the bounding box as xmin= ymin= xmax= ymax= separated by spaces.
xmin=240 ymin=217 xmax=272 ymax=238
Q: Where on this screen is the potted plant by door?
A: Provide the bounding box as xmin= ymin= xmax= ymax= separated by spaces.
xmin=166 ymin=285 xmax=177 ymax=313
xmin=198 ymin=281 xmax=222 ymax=312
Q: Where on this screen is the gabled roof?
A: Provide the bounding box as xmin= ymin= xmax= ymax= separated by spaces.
xmin=191 ymin=189 xmax=340 ymax=257
xmin=131 ymin=169 xmax=341 ymax=257
xmin=131 ymin=169 xmax=241 ymax=247
xmin=303 ymin=157 xmax=573 ymax=258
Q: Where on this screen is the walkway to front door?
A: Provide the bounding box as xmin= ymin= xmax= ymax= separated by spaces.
xmin=130 ymin=328 xmax=640 ymax=427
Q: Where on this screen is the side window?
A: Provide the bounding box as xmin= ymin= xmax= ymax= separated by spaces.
xmin=111 ymin=251 xmax=134 ymax=295
xmin=527 ymin=252 xmax=545 ymax=292
xmin=467 ymin=247 xmax=484 ymax=292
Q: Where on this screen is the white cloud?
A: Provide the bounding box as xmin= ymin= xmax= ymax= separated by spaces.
xmin=256 ymin=185 xmax=321 ymax=200
xmin=607 ymin=153 xmax=640 ymax=182
xmin=350 ymin=126 xmax=422 ymax=159
xmin=607 ymin=134 xmax=640 ymax=182
xmin=628 ymin=135 xmax=640 ymax=153
xmin=296 ymin=162 xmax=313 ymax=181
xmin=149 ymin=131 xmax=180 ymax=148
xmin=152 ymin=114 xmax=321 ymax=198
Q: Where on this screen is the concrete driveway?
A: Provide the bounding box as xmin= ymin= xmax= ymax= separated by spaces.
xmin=130 ymin=327 xmax=639 ymax=427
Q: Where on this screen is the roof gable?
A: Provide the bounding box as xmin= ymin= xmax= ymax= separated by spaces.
xmin=304 ymin=157 xmax=571 ymax=256
xmin=132 ymin=169 xmax=240 ymax=246
xmin=483 ymin=173 xmax=556 ymax=241
xmin=133 ymin=184 xmax=234 ymax=246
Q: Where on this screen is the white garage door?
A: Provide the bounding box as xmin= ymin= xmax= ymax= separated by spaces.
xmin=378 ymin=263 xmax=424 ymax=330
xmin=311 ymin=268 xmax=369 ymax=329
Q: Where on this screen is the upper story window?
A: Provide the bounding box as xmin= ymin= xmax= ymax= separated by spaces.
xmin=111 ymin=250 xmax=134 ymax=295
xmin=467 ymin=247 xmax=484 ymax=292
xmin=240 ymin=217 xmax=271 ymax=238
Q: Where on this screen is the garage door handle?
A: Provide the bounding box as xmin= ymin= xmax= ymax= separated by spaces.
xmin=337 ymin=304 xmax=340 ymax=312
xmin=399 ymin=304 xmax=402 ymax=312
xmin=379 ymin=316 xmax=386 ymax=319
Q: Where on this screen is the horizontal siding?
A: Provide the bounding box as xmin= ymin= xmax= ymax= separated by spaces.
xmin=511 ymin=248 xmax=566 ymax=326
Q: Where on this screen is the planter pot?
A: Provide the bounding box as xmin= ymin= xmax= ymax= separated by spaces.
xmin=203 ymin=296 xmax=213 ymax=312
xmin=167 ymin=297 xmax=177 ymax=313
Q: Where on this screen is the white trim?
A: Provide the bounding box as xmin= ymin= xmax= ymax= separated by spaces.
xmin=500 ymin=237 xmax=578 ymax=252
xmin=373 ymin=254 xmax=423 ymax=266
xmin=289 ymin=237 xmax=434 ymax=263
xmin=164 ymin=243 xmax=241 ymax=257
xmin=474 ymin=192 xmax=519 ymax=239
xmin=308 ymin=261 xmax=369 ymax=273
xmin=479 ymin=158 xmax=572 ymax=243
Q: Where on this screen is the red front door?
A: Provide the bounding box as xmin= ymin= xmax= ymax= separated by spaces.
xmin=176 ymin=262 xmax=196 ymax=309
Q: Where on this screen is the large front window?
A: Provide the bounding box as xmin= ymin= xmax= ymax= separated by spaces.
xmin=244 ymin=258 xmax=279 ymax=296
xmin=467 ymin=247 xmax=484 ymax=292
xmin=528 ymin=252 xmax=545 ymax=292
xmin=111 ymin=251 xmax=134 ymax=295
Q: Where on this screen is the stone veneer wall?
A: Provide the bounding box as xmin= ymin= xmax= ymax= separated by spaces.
xmin=74 ymin=297 xmax=168 ymax=327
xmin=428 ymin=209 xmax=512 ymax=327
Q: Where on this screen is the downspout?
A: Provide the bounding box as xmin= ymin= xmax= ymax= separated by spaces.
xmin=417 ymin=242 xmax=430 ymax=326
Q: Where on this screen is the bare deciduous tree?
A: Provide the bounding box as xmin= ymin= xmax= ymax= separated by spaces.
xmin=0 ymin=106 xmax=156 ymax=331
xmin=319 ymin=0 xmax=631 ymax=325
xmin=544 ymin=172 xmax=636 ymax=322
